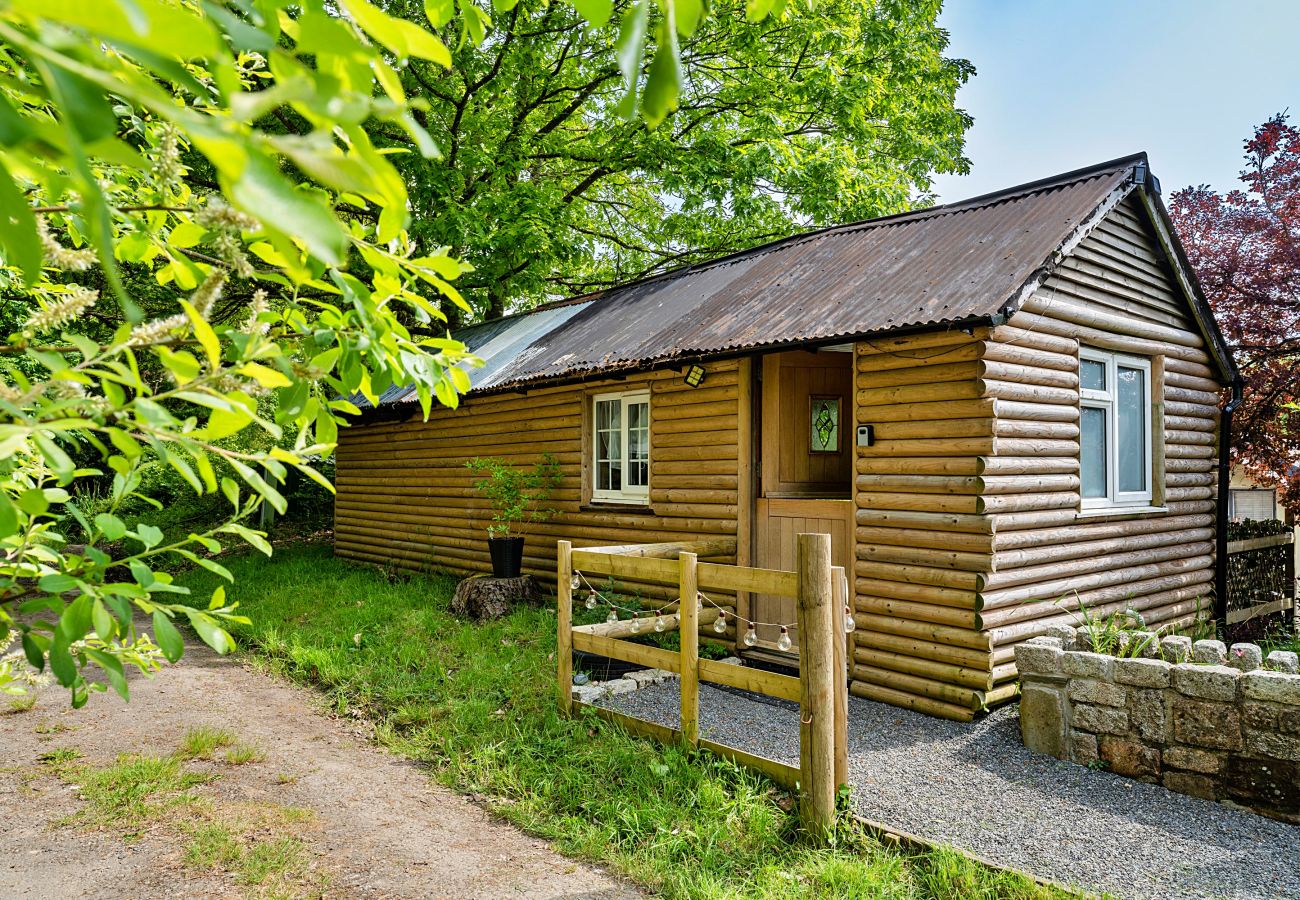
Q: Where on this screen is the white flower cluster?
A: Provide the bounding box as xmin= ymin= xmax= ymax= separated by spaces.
xmin=190 ymin=269 xmax=226 ymax=319
xmin=195 ymin=198 xmax=259 ymax=277
xmin=124 ymin=313 xmax=188 ymax=348
xmin=24 ymin=284 xmax=99 ymax=334
xmin=244 ymin=289 xmax=270 ymax=335
xmin=36 ymin=218 xmax=96 ymax=272
xmin=150 ymin=123 xmax=183 ymax=188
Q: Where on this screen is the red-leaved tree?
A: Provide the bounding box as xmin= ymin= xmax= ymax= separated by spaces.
xmin=1170 ymin=114 xmax=1300 ymax=514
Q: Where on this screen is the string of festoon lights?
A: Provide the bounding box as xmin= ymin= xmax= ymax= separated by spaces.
xmin=572 ymin=570 xmax=855 ymax=653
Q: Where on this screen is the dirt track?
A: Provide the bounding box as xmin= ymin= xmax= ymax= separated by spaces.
xmin=0 ymin=643 xmax=639 ymax=899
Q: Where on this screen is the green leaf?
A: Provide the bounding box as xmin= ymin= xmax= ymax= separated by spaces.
xmin=228 ymin=458 xmax=287 ymax=514
xmin=45 ymin=63 xmax=117 ymax=144
xmin=38 ymin=573 xmax=78 ymax=594
xmin=424 ymin=0 xmax=455 ymax=27
xmin=341 ymin=0 xmax=452 ymax=65
xmin=168 ymin=220 xmax=206 ymax=248
xmin=84 ymin=648 xmax=129 ymax=700
xmin=220 ymin=522 xmax=272 ymax=557
xmin=220 ymin=477 xmax=240 ymax=509
xmin=129 ymin=559 xmax=155 ymax=587
xmin=94 ymin=512 xmax=127 ymax=541
xmin=209 ymin=585 xmax=226 ymax=610
xmin=0 ymin=492 xmax=16 ymax=538
xmin=22 ymin=631 xmax=47 ymax=671
xmin=570 ymin=0 xmax=613 ymax=27
xmin=48 ymin=636 xmax=76 ymax=687
xmin=641 ymin=20 xmax=682 ymax=127
xmin=135 ymin=523 xmax=164 ymax=549
xmin=238 ymin=362 xmax=292 ymax=388
xmin=180 ymin=300 xmax=221 ymax=369
xmin=184 ymin=609 xmax=232 ymax=655
xmin=203 ymin=398 xmax=253 ymax=439
xmin=194 ymin=556 xmax=234 ymax=583
xmin=17 ymin=488 xmax=49 ymax=516
xmin=155 ymin=347 xmax=201 ymax=384
xmin=92 ymin=599 xmax=115 ymax=640
xmin=152 ymin=610 xmax=184 ymax=662
xmin=58 ymin=593 xmax=93 ymax=643
xmin=0 ymin=160 xmax=42 ymax=284
xmin=614 ymin=0 xmax=649 ymax=120
xmin=205 ymin=144 xmax=347 ymax=266
xmin=33 ymin=433 xmax=76 ymax=482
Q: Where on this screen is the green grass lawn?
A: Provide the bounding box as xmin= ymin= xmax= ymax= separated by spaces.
xmin=180 ymin=542 xmax=1066 ymax=900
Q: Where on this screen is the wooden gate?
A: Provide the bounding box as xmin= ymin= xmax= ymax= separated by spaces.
xmin=556 ymin=534 xmax=849 ymax=834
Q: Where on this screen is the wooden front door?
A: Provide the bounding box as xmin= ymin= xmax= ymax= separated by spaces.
xmin=751 ymin=350 xmax=855 ymax=657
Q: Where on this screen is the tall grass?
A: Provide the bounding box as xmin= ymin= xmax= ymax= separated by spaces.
xmin=180 ymin=543 xmax=1065 ymax=899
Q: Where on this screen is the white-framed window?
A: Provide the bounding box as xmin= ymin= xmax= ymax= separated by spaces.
xmin=591 ymin=390 xmax=650 ymax=504
xmin=1230 ymin=488 xmax=1277 ymax=522
xmin=1079 ymin=348 xmax=1153 ymax=509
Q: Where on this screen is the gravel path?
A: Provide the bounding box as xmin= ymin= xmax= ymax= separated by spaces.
xmin=603 ymin=680 xmax=1300 ymax=900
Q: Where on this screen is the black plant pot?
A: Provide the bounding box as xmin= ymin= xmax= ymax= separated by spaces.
xmin=487 ymin=536 xmax=524 ymax=578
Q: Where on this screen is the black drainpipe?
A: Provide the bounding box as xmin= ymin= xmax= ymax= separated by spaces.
xmin=1214 ymin=377 xmax=1245 ymax=624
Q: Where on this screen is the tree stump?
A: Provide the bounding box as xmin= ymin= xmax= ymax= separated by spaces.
xmin=451 ymin=575 xmax=545 ymax=621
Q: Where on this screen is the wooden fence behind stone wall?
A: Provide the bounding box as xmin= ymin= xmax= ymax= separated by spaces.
xmin=1224 ymin=531 xmax=1295 ymax=638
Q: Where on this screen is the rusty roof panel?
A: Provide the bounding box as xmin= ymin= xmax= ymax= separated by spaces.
xmin=372 ymin=156 xmax=1145 ymax=405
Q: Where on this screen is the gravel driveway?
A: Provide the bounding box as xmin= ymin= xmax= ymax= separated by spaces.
xmin=604 ymin=681 xmax=1300 ymax=900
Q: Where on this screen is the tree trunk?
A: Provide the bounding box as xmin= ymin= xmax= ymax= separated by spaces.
xmin=451 ymin=575 xmax=545 ymax=621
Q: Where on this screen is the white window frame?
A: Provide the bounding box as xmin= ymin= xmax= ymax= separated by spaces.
xmin=591 ymin=390 xmax=650 ymax=505
xmin=1229 ymin=488 xmax=1277 ymax=522
xmin=1079 ymin=348 xmax=1153 ymax=509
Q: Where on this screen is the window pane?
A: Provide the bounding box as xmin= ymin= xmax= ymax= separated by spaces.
xmin=1080 ymin=406 xmax=1107 ymax=498
xmin=595 ymin=399 xmax=622 ymax=492
xmin=1080 ymin=359 xmax=1106 ymax=391
xmin=1117 ymin=367 xmax=1146 ymax=493
xmin=627 ymin=400 xmax=649 ymax=488
xmin=810 ymin=397 xmax=840 ymax=453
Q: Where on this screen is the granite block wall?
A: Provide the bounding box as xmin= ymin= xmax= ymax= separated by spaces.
xmin=1016 ymin=629 xmax=1300 ymax=822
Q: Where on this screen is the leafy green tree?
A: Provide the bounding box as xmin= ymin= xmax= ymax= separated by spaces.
xmin=0 ymin=0 xmax=804 ymax=705
xmin=373 ymin=0 xmax=973 ymax=319
xmin=0 ymin=0 xmax=481 ymax=706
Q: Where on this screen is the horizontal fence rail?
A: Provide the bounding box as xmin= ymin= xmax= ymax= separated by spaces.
xmin=557 ymin=535 xmax=848 ymax=835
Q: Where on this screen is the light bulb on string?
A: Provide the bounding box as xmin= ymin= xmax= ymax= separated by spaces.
xmin=777 ymin=626 xmax=793 ymax=653
xmin=571 ymin=573 xmax=580 ymax=590
xmin=585 ymin=590 xmax=598 ymax=611
xmin=844 ymin=606 xmax=857 ymax=633
xmin=605 ymin=607 xmax=618 ymax=625
xmin=654 ymin=615 xmax=667 ymax=633
xmin=713 ymin=610 xmax=728 ymax=634
xmin=743 ymin=623 xmax=758 ymax=647
xmin=630 ymin=613 xmax=641 ymax=634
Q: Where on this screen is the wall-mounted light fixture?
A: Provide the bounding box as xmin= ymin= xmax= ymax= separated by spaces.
xmin=684 ymin=364 xmax=706 ymax=388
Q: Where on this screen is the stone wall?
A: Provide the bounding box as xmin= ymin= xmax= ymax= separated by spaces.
xmin=1016 ymin=628 xmax=1300 ymax=822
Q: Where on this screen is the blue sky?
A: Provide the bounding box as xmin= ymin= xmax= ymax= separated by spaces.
xmin=931 ymin=1 xmax=1300 ymax=203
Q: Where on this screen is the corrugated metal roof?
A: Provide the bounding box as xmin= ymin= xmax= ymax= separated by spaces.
xmin=373 ymin=155 xmax=1151 ymax=406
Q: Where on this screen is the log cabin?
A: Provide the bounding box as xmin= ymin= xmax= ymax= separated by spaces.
xmin=335 ymin=154 xmax=1240 ymax=721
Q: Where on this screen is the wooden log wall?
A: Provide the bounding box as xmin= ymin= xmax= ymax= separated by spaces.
xmin=852 ymin=328 xmax=998 ymax=722
xmin=984 ymin=194 xmax=1221 ymax=686
xmin=850 ymin=195 xmax=1224 ymax=721
xmin=334 ymin=360 xmax=747 ymax=645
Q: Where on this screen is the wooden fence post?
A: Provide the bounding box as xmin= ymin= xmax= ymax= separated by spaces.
xmin=557 ymin=540 xmax=573 ymax=717
xmin=679 ymin=551 xmax=699 ymax=747
xmin=797 ymin=533 xmax=836 ymax=837
xmin=831 ymin=565 xmax=849 ymax=793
